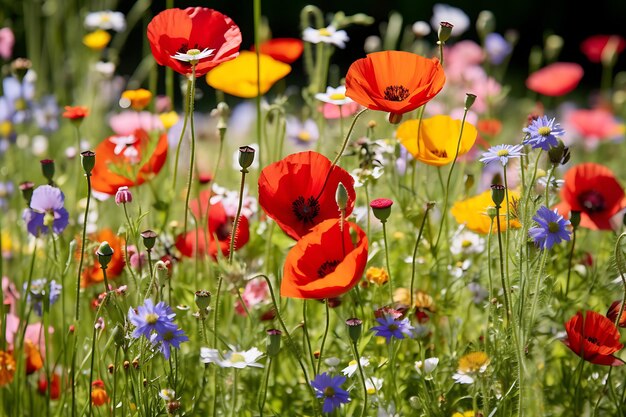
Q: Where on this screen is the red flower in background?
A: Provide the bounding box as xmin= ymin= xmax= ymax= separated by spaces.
xmin=252 ymin=38 xmax=303 ymax=63
xmin=581 ymin=35 xmax=626 ymax=63
xmin=526 ymin=62 xmax=583 ymax=96
xmin=281 ymin=219 xmax=368 ymax=299
xmin=258 ymin=151 xmax=356 ymax=240
xmin=567 ymin=108 xmax=623 ymax=144
xmin=62 ymin=105 xmax=89 ymax=120
xmin=175 ymin=197 xmax=249 ymax=259
xmin=562 ymin=310 xmax=624 ymax=366
xmin=38 ymin=372 xmax=61 ymax=400
xmin=147 ymin=7 xmax=241 ymax=77
xmin=91 ymin=129 xmax=168 ymax=195
xmin=555 ymin=163 xmax=626 ymax=230
xmin=606 ymin=301 xmax=626 ymax=328
xmin=81 ymin=228 xmax=125 ymax=287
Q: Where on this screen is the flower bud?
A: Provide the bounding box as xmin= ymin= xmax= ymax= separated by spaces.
xmin=194 ymin=290 xmax=212 ymax=310
xmin=335 ymin=183 xmax=348 ymax=212
xmin=266 ymin=328 xmax=282 ymax=357
xmin=490 ymin=184 xmax=505 ymax=207
xmin=476 ymin=10 xmax=495 ymax=39
xmin=388 ymin=112 xmax=403 ymax=125
xmin=438 ymin=22 xmax=454 ymax=43
xmin=40 ymin=159 xmax=55 ymax=185
xmin=238 ymin=145 xmax=256 ymax=172
xmin=370 ymin=198 xmax=393 ymax=223
xmin=20 ymin=181 xmax=34 ymax=206
xmin=154 ymin=260 xmax=169 ymax=286
xmin=464 ymin=93 xmax=477 ymax=111
xmin=96 ymin=241 xmax=114 ymax=269
xmin=115 ymin=186 xmax=132 ymax=205
xmin=569 ymin=210 xmax=581 ymax=229
xmin=346 ymin=318 xmax=363 ymax=343
xmin=80 ymin=150 xmax=96 ymax=176
xmin=486 ymin=206 xmax=497 ymax=220
xmin=140 ymin=230 xmax=157 ymax=251
xmin=548 ymin=139 xmax=566 ymax=165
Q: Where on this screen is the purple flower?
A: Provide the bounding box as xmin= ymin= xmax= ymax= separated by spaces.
xmin=479 ymin=144 xmax=524 ymax=167
xmin=522 ymin=116 xmax=565 ymax=151
xmin=22 ymin=185 xmax=69 ymax=236
xmin=370 ymin=314 xmax=414 ymax=343
xmin=128 ymin=299 xmax=178 ymax=340
xmin=485 ymin=33 xmax=512 ymax=65
xmin=150 ymin=327 xmax=189 ymax=359
xmin=310 ymin=373 xmax=350 ymax=413
xmin=26 ymin=278 xmax=62 ymax=316
xmin=528 ymin=206 xmax=571 ymax=250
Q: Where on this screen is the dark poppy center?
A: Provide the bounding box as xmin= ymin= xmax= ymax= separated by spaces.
xmin=578 ymin=190 xmax=606 ymax=213
xmin=215 ymin=220 xmax=232 ymax=241
xmin=383 ymin=85 xmax=410 ymax=101
xmin=317 ymin=260 xmax=340 ymax=278
xmin=292 ymin=196 xmax=320 ymax=224
xmin=431 ymin=149 xmax=448 ymax=158
xmin=177 ymin=42 xmax=203 ymax=54
xmin=585 ymin=336 xmax=600 ymax=345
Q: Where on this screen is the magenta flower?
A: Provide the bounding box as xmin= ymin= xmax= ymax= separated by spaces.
xmin=22 ymin=185 xmax=69 ymax=236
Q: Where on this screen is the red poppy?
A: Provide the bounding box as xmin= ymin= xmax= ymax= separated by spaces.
xmin=526 ymin=62 xmax=583 ymax=96
xmin=38 ymin=372 xmax=61 ymax=400
xmin=581 ymin=35 xmax=626 ymax=63
xmin=25 ymin=339 xmax=43 ymax=374
xmin=281 ymin=219 xmax=368 ymax=299
xmin=476 ymin=118 xmax=502 ymax=138
xmin=91 ymin=129 xmax=168 ymax=195
xmin=252 ymin=38 xmax=304 ymax=64
xmin=345 ymin=51 xmax=445 ymax=121
xmin=607 ymin=301 xmax=626 ymax=327
xmin=147 ymin=7 xmax=241 ymax=77
xmin=62 ymin=105 xmax=89 ymax=120
xmin=175 ymin=199 xmax=249 ymax=259
xmin=81 ymin=228 xmax=125 ymax=288
xmin=562 ymin=310 xmax=624 ymax=366
xmin=554 ymin=163 xmax=626 ymax=230
xmin=258 ymin=151 xmax=356 ymax=240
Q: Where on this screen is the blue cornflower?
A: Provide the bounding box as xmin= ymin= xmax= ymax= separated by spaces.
xmin=310 ymin=373 xmax=350 ymax=413
xmin=522 ymin=116 xmax=565 ymax=151
xmin=484 ymin=33 xmax=512 ymax=65
xmin=150 ymin=327 xmax=189 ymax=360
xmin=370 ymin=314 xmax=414 ymax=343
xmin=479 ymin=144 xmax=524 ymax=166
xmin=22 ymin=185 xmax=69 ymax=236
xmin=128 ymin=299 xmax=178 ymax=340
xmin=26 ymin=278 xmax=62 ymax=316
xmin=528 ymin=206 xmax=571 ymax=250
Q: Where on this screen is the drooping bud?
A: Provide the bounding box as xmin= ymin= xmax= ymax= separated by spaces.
xmin=476 ymin=10 xmax=495 ymax=39
xmin=115 ymin=186 xmax=132 ymax=205
xmin=154 ymin=260 xmax=169 ymax=286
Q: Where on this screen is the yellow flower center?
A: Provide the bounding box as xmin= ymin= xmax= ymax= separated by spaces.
xmin=367 ymin=386 xmax=376 ymax=395
xmin=548 ymin=221 xmax=560 ymax=233
xmin=230 ymin=353 xmax=246 ymax=363
xmin=538 ymin=126 xmax=552 ymax=136
xmin=461 ymin=239 xmax=472 ymax=248
xmin=297 ymin=131 xmax=312 ymax=142
xmin=318 ymin=28 xmax=331 ymax=37
xmin=186 ymin=48 xmax=201 ymax=56
xmin=0 ymin=121 xmax=12 ymax=137
xmin=101 ymin=14 xmax=111 ymax=22
xmin=496 ymin=149 xmax=509 ymax=157
xmin=145 ymin=313 xmax=158 ymax=325
xmin=329 ymin=93 xmax=346 ymax=101
xmin=83 ymin=30 xmax=111 ymax=50
xmin=458 ymin=351 xmax=490 ymax=373
xmin=348 ymin=360 xmax=357 ymax=366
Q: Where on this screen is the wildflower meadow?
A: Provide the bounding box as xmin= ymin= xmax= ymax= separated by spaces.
xmin=2 ymin=1 xmax=626 ymax=416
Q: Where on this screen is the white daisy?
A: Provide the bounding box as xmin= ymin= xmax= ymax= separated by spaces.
xmin=415 ymin=357 xmax=439 ymax=380
xmin=450 ymin=229 xmax=485 ymax=256
xmin=200 ymin=347 xmax=264 ymax=369
xmin=171 ymin=48 xmax=214 ymax=63
xmin=314 ymin=86 xmax=354 ymax=106
xmin=341 ymin=357 xmax=370 ymax=377
xmin=85 ymin=11 xmax=126 ymax=32
xmin=303 ymin=26 xmax=349 ymax=48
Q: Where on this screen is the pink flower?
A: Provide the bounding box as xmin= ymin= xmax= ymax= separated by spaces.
xmin=567 ymin=108 xmax=623 ymax=147
xmin=109 ymin=111 xmax=163 ymax=136
xmin=234 ymin=278 xmax=269 ymax=316
xmin=5 ymin=313 xmax=54 ymax=357
xmin=2 ymin=276 xmax=19 ymax=314
xmin=0 ymin=28 xmax=15 ymax=60
xmin=320 ymin=101 xmax=360 ymax=119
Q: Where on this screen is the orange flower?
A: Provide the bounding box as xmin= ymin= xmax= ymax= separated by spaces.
xmin=281 ymin=219 xmax=368 ymax=299
xmin=252 ymin=38 xmax=304 ymax=63
xmin=147 ymin=7 xmax=242 ymax=77
xmin=554 ymin=163 xmax=626 ymax=230
xmin=62 ymin=106 xmax=89 ymax=120
xmin=476 ymin=118 xmax=502 ymax=138
xmin=91 ymin=129 xmax=168 ymax=195
xmin=345 ymin=51 xmax=445 ymax=121
xmin=397 ymin=116 xmax=477 ymax=166
xmin=258 ymin=151 xmax=356 ymax=240
xmin=0 ymin=351 xmax=15 ymax=386
xmin=563 ymin=310 xmax=624 ymax=366
xmin=25 ymin=339 xmax=43 ymax=374
xmin=451 ymin=189 xmax=521 ymax=234
xmin=81 ymin=228 xmax=125 ymax=287
xmin=526 ymin=63 xmax=583 ymax=96
xmin=120 ymin=89 xmax=152 ymax=111
xmin=175 ymin=199 xmax=249 ymax=259
xmin=91 ymin=379 xmax=109 ymax=406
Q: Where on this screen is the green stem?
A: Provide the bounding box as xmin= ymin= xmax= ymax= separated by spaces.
xmin=352 ymin=341 xmax=368 ymax=417
xmin=381 ymin=222 xmax=394 ymax=305
xmin=316 ymin=300 xmax=330 ymax=374
xmin=75 ymin=172 xmax=92 ymax=320
xmin=171 ymin=78 xmax=192 ymax=210
xmin=409 ymin=204 xmax=432 ymax=307
xmin=253 ymin=0 xmax=263 ymax=169
xmin=258 ymin=358 xmax=272 ymax=417
xmin=613 ymin=233 xmax=626 ymax=327
xmin=564 ymin=229 xmax=577 ymax=297
xmin=228 ymin=168 xmax=248 ymax=263
xmin=183 ymin=66 xmax=198 ymax=235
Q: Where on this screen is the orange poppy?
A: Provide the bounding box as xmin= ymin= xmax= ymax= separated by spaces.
xmin=91 ymin=129 xmax=168 ymax=195
xmin=81 ymin=228 xmax=125 ymax=287
xmin=91 ymin=379 xmax=109 ymax=406
xmin=147 ymin=7 xmax=242 ymax=77
xmin=451 ymin=189 xmax=521 ymax=234
xmin=562 ymin=310 xmax=624 ymax=366
xmin=581 ymin=35 xmax=626 ymax=63
xmin=554 ymin=163 xmax=626 ymax=230
xmin=526 ymin=62 xmax=583 ymax=96
xmin=252 ymin=38 xmax=304 ymax=63
xmin=476 ymin=118 xmax=502 ymax=138
xmin=25 ymin=339 xmax=43 ymax=374
xmin=62 ymin=106 xmax=89 ymax=120
xmin=281 ymin=219 xmax=368 ymax=299
xmin=258 ymin=151 xmax=356 ymax=240
xmin=175 ymin=199 xmax=249 ymax=259
xmin=345 ymin=51 xmax=445 ymax=121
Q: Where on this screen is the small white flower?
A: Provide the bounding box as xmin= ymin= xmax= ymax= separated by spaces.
xmin=450 ymin=229 xmax=485 ymax=256
xmin=303 ymin=26 xmax=349 ymax=48
xmin=430 ymin=3 xmax=470 ymax=37
xmin=452 ymin=372 xmax=476 ymax=384
xmin=94 ymin=61 xmax=116 ymax=77
xmin=200 ymin=347 xmax=264 ymax=369
xmin=341 ymin=357 xmax=370 ymax=377
xmin=159 ymin=388 xmax=176 ymax=401
xmin=171 ymin=48 xmax=215 ymax=63
xmin=365 ymin=377 xmax=384 ymax=395
xmin=415 ymin=357 xmax=439 ymax=379
xmin=314 ymin=86 xmax=353 ymax=106
xmin=85 ymin=10 xmax=126 ymax=32
xmin=412 ymin=21 xmax=431 ymax=37
xmin=109 ymin=134 xmax=140 ymax=163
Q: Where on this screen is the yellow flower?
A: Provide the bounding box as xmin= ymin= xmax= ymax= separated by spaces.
xmin=452 ymin=412 xmax=475 ymax=417
xmin=159 ymin=111 xmax=179 ymax=130
xmin=206 ymin=51 xmax=291 ymax=98
xmin=451 ymin=189 xmax=521 ymax=234
xmin=1 ymin=231 xmax=11 ymax=255
xmin=393 ymin=287 xmax=410 ymax=305
xmin=83 ymin=30 xmax=111 ymax=50
xmin=397 ymin=115 xmax=477 ymax=166
xmin=366 ymin=266 xmax=389 ymax=285
xmin=414 ymin=290 xmax=435 ymax=311
xmin=0 ymin=351 xmax=16 ymax=386
xmin=120 ymin=89 xmax=152 ymax=111
xmin=457 ymin=351 xmax=490 ymax=373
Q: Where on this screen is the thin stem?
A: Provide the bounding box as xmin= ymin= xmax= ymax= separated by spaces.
xmin=171 ymin=78 xmax=192 ymax=197
xmin=183 ymin=67 xmax=198 ymax=235
xmin=316 ymin=300 xmax=330 ymax=374
xmin=352 ymin=341 xmax=368 ymax=417
xmin=381 ymin=222 xmax=394 ymax=305
xmin=75 ymin=173 xmax=92 ymax=320
xmin=613 ymin=233 xmax=626 ymax=327
xmin=228 ymin=169 xmax=248 ymax=263
xmin=495 ymin=205 xmax=511 ymax=325
xmin=410 ymin=205 xmax=432 ymax=307
xmin=303 ymin=301 xmax=316 ymax=371
xmin=253 ymin=0 xmax=263 ymax=169
xmin=331 ymin=109 xmax=367 ymax=167
xmin=565 ymin=229 xmax=577 ymax=297
xmin=258 ymin=358 xmax=272 ymax=417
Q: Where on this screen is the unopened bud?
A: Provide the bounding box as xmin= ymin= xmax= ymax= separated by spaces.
xmin=154 ymin=260 xmax=169 ymax=286
xmin=238 ymin=145 xmax=256 ymax=172
xmin=96 ymin=241 xmax=114 ymax=269
xmin=346 ymin=318 xmax=363 ymax=343
xmin=490 ymin=184 xmax=505 ymax=207
xmin=140 ymin=230 xmax=157 ymax=250
xmin=569 ymin=210 xmax=581 ymax=229
xmin=20 ymin=181 xmax=34 ymax=206
xmin=370 ymin=198 xmax=393 ymax=223
xmin=266 ymin=328 xmax=282 ymax=357
xmin=476 ymin=10 xmax=495 ymax=39
xmin=464 ymin=93 xmax=477 ymax=110
xmin=195 ymin=290 xmax=212 ymax=310
xmin=335 ymin=183 xmax=348 ymax=212
xmin=40 ymin=159 xmax=55 ymax=185
xmin=438 ymin=22 xmax=454 ymax=43
xmin=80 ymin=151 xmax=96 ymax=176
